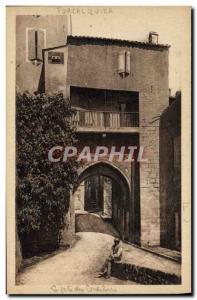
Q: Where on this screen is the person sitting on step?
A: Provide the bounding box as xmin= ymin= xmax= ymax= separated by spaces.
xmin=98 ymin=237 xmax=123 ymax=279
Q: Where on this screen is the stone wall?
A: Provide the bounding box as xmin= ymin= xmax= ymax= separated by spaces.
xmin=16 ymin=229 xmax=22 ymax=273
xmin=160 ymin=96 xmax=181 ymax=250
xmin=60 ymin=191 xmax=76 ymax=248
xmin=74 ymin=183 xmax=85 ymax=211
xmin=139 ymin=124 xmax=160 ymax=246
xmin=103 ymin=177 xmax=112 ymax=218
xmin=73 ymin=177 xmax=112 ymax=218
xmin=112 ymin=261 xmax=181 ymax=284
xmin=44 ymin=47 xmax=68 ymax=94
xmin=139 ymin=89 xmax=169 ymax=246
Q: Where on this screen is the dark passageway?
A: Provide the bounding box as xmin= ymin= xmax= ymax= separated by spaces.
xmin=73 ymin=162 xmax=132 ymax=241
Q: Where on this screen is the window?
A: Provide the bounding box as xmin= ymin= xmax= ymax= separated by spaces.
xmin=26 ymin=28 xmax=46 ymax=64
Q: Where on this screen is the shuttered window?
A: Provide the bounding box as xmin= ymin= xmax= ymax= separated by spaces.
xmin=118 ymin=50 xmax=131 ymax=76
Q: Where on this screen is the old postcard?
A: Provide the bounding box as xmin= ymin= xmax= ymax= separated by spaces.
xmin=6 ymin=6 xmax=191 ymax=294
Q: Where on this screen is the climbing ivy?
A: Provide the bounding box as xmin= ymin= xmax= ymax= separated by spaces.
xmin=16 ymin=92 xmax=78 ymax=254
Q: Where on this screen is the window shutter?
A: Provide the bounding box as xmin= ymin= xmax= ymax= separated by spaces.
xmin=118 ymin=51 xmax=125 ymax=74
xmin=125 ymin=51 xmax=131 ymax=75
xmin=37 ymin=30 xmax=45 ymax=61
xmin=28 ymin=29 xmax=36 ymax=61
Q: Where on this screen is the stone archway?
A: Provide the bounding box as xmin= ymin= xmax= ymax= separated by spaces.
xmin=73 ymin=161 xmax=132 ymax=241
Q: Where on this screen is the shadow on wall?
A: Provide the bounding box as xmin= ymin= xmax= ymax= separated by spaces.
xmin=38 ymin=62 xmax=45 ymax=93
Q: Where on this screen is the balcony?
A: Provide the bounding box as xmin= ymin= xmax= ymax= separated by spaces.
xmin=71 ymin=110 xmax=139 ymax=133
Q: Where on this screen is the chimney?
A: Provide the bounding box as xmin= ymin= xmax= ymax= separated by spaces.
xmin=148 ymin=31 xmax=159 ymax=44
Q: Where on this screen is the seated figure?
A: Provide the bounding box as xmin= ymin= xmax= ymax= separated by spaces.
xmin=99 ymin=237 xmax=122 ymax=279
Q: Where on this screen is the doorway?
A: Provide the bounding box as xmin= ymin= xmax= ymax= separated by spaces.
xmin=73 ymin=162 xmax=131 ymax=241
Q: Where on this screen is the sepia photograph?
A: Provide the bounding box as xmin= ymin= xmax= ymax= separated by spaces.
xmin=6 ymin=6 xmax=191 ymax=294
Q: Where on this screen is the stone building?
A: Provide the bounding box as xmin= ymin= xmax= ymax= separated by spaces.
xmin=160 ymin=92 xmax=181 ymax=251
xmin=16 ymin=16 xmax=175 ymax=250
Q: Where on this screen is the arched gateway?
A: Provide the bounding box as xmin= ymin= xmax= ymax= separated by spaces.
xmin=73 ymin=161 xmax=132 ymax=242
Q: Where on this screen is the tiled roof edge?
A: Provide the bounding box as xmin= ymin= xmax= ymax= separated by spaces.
xmin=67 ymin=35 xmax=170 ymax=50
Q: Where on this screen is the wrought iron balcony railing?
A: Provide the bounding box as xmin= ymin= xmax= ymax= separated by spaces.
xmin=72 ymin=110 xmax=139 ymax=128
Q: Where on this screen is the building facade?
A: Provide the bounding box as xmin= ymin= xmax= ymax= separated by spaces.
xmin=16 ymin=16 xmax=171 ymax=249
xmin=16 ymin=15 xmax=68 ymax=93
xmin=160 ymin=92 xmax=181 ymax=251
